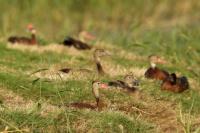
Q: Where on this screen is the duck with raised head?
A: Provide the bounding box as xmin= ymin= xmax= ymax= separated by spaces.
xmin=108 ymin=73 xmax=139 ymax=92
xmin=67 ymin=81 xmax=108 ymax=110
xmin=144 ymin=55 xmax=169 ymax=81
xmin=92 ymin=80 xmax=108 ymax=109
xmin=161 ymin=73 xmax=189 ymax=93
xmin=62 ymin=36 xmax=91 ymax=50
xmin=8 ymin=24 xmax=37 ymax=45
xmin=93 ymin=49 xmax=111 ymax=75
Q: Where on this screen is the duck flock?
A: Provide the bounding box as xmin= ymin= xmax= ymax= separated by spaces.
xmin=7 ymin=24 xmax=190 ymax=110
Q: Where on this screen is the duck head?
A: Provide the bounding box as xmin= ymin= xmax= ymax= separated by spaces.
xmin=27 ymin=24 xmax=36 ymax=34
xmin=124 ymin=73 xmax=140 ymax=87
xmin=149 ymin=54 xmax=167 ymax=65
xmin=148 ymin=55 xmax=158 ymax=69
xmin=94 ymin=49 xmax=111 ymax=60
xmin=79 ymin=31 xmax=96 ymax=42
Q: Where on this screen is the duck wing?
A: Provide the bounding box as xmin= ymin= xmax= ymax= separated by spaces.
xmin=108 ymin=80 xmax=126 ymax=88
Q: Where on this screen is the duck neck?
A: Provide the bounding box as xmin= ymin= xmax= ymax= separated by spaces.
xmin=96 ymin=61 xmax=104 ymax=75
xmin=94 ymin=55 xmax=104 ymax=75
xmin=96 ymin=97 xmax=100 ymax=107
xmin=150 ymin=62 xmax=156 ymax=69
xmin=92 ymin=86 xmax=100 ymax=107
xmin=31 ymin=33 xmax=37 ymax=44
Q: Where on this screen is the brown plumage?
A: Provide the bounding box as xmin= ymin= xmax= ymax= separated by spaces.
xmin=145 ymin=55 xmax=169 ymax=80
xmin=145 ymin=67 xmax=169 ymax=81
xmin=8 ymin=24 xmax=37 ymax=45
xmin=161 ymin=73 xmax=189 ymax=93
xmin=62 ymin=36 xmax=91 ymax=50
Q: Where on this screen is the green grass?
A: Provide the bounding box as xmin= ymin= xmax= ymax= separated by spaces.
xmin=0 ymin=0 xmax=200 ymax=132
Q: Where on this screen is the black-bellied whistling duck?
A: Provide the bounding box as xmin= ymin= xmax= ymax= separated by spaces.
xmin=92 ymin=80 xmax=108 ymax=108
xmin=93 ymin=49 xmax=111 ymax=75
xmin=145 ymin=55 xmax=169 ymax=81
xmin=108 ymin=73 xmax=139 ymax=92
xmin=59 ymin=49 xmax=110 ymax=75
xmin=67 ymin=81 xmax=108 ymax=110
xmin=161 ymin=73 xmax=189 ymax=93
xmin=8 ymin=24 xmax=37 ymax=45
xmin=62 ymin=36 xmax=91 ymax=50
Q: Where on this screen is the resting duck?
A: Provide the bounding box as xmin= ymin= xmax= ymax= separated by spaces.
xmin=62 ymin=36 xmax=91 ymax=50
xmin=145 ymin=55 xmax=169 ymax=81
xmin=92 ymin=80 xmax=108 ymax=108
xmin=93 ymin=49 xmax=111 ymax=75
xmin=161 ymin=73 xmax=189 ymax=93
xmin=108 ymin=73 xmax=139 ymax=92
xmin=8 ymin=24 xmax=37 ymax=45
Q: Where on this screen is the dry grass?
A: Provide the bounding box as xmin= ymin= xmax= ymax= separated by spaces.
xmin=1 ymin=36 xmax=200 ymax=132
xmin=0 ymin=87 xmax=63 ymax=117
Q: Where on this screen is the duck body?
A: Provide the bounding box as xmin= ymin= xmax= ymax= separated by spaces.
xmin=7 ymin=24 xmax=37 ymax=45
xmin=108 ymin=80 xmax=137 ymax=92
xmin=63 ymin=36 xmax=91 ymax=50
xmin=8 ymin=35 xmax=36 ymax=45
xmin=161 ymin=73 xmax=189 ymax=93
xmin=108 ymin=74 xmax=139 ymax=92
xmin=145 ymin=67 xmax=169 ymax=81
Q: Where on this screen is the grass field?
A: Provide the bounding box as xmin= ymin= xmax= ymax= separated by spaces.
xmin=0 ymin=0 xmax=200 ymax=132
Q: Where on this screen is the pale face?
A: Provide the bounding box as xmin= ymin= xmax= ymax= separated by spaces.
xmin=31 ymin=29 xmax=36 ymax=34
xmin=124 ymin=74 xmax=139 ymax=86
xmin=124 ymin=75 xmax=134 ymax=84
xmin=150 ymin=62 xmax=156 ymax=68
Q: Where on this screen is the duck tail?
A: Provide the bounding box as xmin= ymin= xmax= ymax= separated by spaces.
xmin=8 ymin=37 xmax=18 ymax=44
xmin=180 ymin=76 xmax=189 ymax=89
